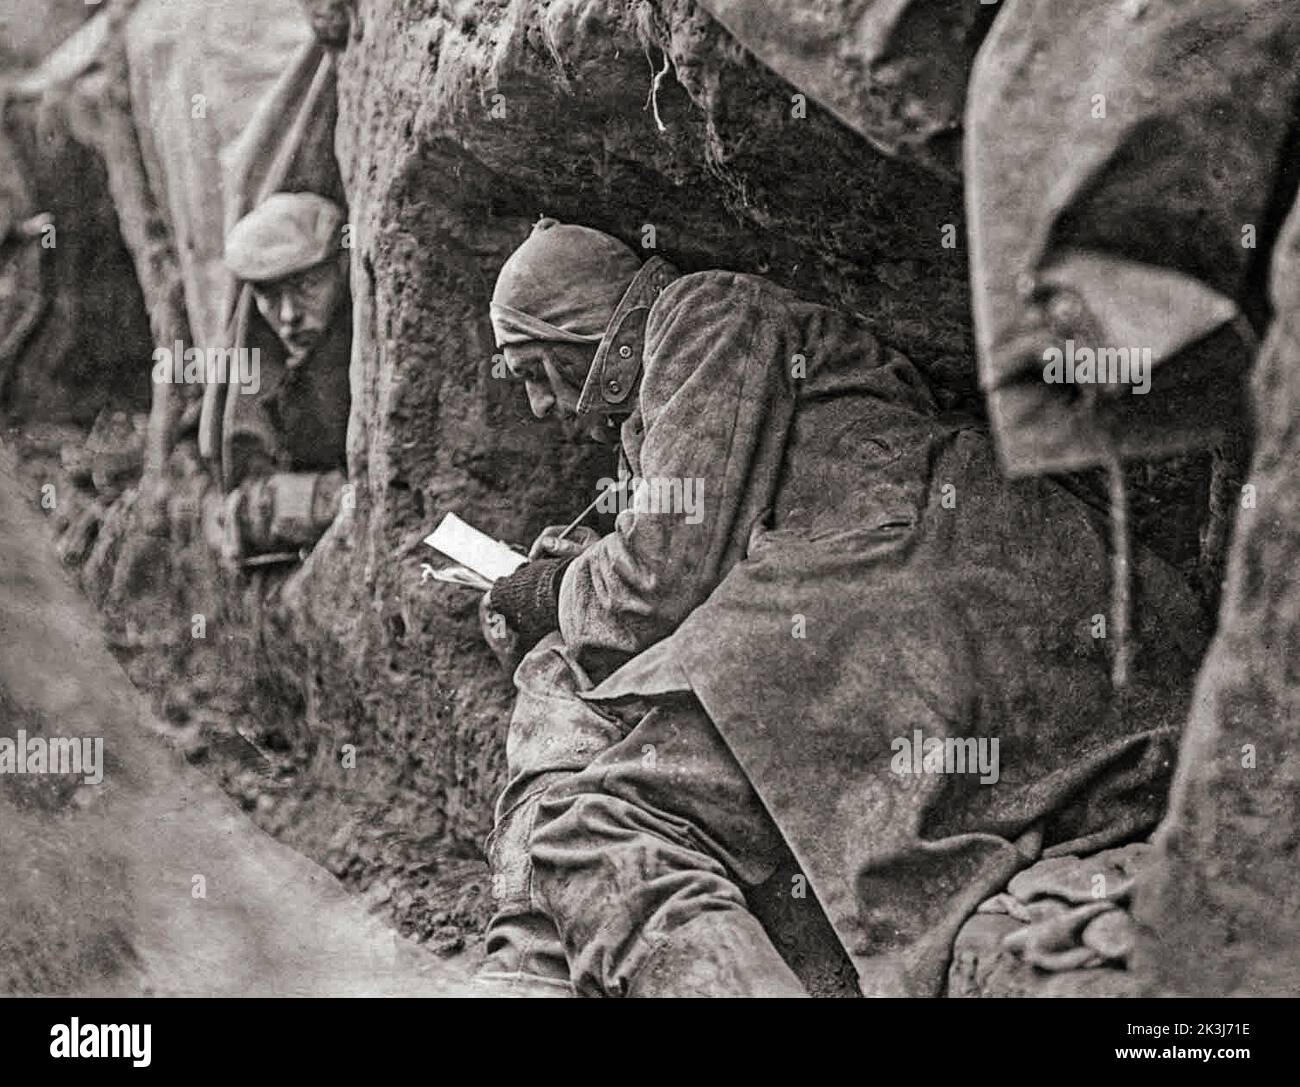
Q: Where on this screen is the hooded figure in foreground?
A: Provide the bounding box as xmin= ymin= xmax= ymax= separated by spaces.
xmin=476 ymin=218 xmax=1210 ymax=997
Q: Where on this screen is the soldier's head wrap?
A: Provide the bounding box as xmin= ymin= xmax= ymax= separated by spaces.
xmin=489 ymin=218 xmax=642 ymax=348
xmin=224 ymin=193 xmax=345 ymax=283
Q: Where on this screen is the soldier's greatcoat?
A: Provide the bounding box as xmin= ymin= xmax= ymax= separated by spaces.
xmin=548 ymin=265 xmax=1208 ymax=995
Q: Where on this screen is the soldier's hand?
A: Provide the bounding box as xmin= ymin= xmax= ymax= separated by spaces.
xmin=479 ymin=590 xmax=522 ymax=675
xmin=528 ymin=524 xmax=600 ymax=560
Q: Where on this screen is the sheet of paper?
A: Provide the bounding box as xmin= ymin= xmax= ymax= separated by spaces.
xmin=423 ymin=512 xmax=527 ymax=583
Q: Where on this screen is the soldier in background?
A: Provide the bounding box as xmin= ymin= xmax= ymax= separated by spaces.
xmin=205 ymin=192 xmax=352 ymax=565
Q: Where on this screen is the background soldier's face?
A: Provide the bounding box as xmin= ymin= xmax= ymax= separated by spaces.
xmin=253 ymin=258 xmax=345 ymax=367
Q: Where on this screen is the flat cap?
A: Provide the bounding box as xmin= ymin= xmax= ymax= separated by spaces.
xmin=224 ymin=192 xmax=344 ymax=282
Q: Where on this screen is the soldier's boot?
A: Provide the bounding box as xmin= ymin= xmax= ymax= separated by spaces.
xmin=473 ymin=909 xmax=574 ymax=998
xmin=473 ymin=775 xmax=575 ymax=998
xmin=627 ymin=910 xmax=808 ymax=998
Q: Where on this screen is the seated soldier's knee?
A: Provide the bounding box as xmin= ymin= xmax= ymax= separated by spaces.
xmin=528 ymin=788 xmax=765 ymax=996
xmin=528 ymin=791 xmax=620 ymax=879
xmin=530 ymin=788 xmax=666 ymax=870
xmin=527 ymin=792 xmax=618 ymax=937
xmin=530 ymin=789 xmax=743 ymax=921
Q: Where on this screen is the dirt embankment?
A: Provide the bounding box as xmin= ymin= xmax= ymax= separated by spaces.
xmin=0 ymin=443 xmax=465 ymax=995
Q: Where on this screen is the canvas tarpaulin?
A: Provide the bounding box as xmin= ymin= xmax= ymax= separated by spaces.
xmin=0 ymin=125 xmax=42 ymax=393
xmin=0 ymin=15 xmax=110 ymax=403
xmin=124 ymin=0 xmax=316 ymax=363
xmin=964 ymin=0 xmax=1300 ymax=476
xmin=694 ymin=0 xmax=999 ymax=175
xmin=695 ymin=1 xmax=1296 ymax=476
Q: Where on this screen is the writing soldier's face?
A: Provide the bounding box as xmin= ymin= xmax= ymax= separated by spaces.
xmin=502 ymin=340 xmax=622 ymax=445
xmin=253 ymin=258 xmax=346 ymax=368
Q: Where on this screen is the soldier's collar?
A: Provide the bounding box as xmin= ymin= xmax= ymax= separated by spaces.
xmin=576 ymin=256 xmax=679 ymax=416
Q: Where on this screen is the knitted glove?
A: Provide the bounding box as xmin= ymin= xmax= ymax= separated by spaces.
xmin=489 ymin=557 xmax=573 ymax=650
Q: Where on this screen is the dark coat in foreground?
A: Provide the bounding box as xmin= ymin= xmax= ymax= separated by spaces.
xmin=552 ymin=268 xmax=1210 ymax=995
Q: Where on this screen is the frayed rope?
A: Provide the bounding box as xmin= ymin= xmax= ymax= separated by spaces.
xmin=644 ymin=47 xmax=671 ymax=133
